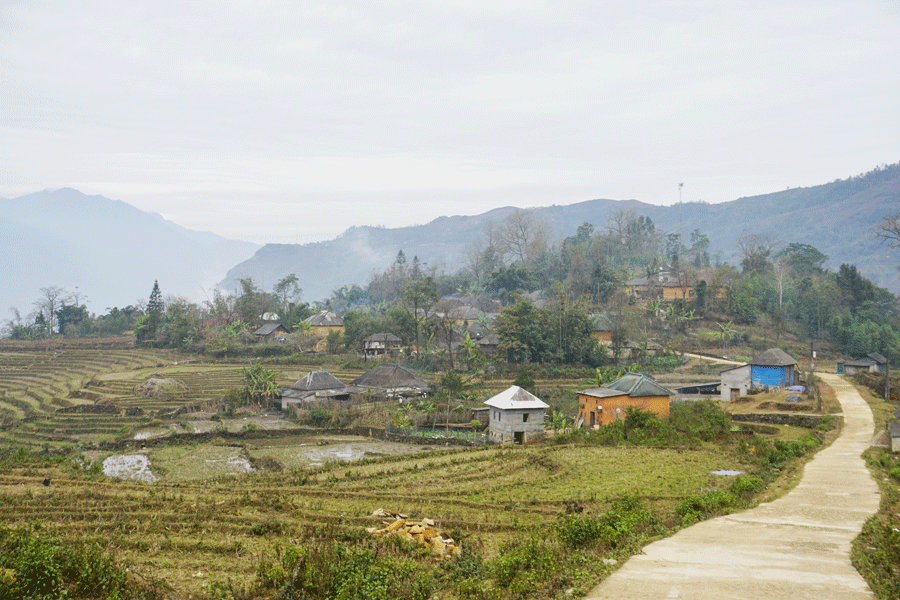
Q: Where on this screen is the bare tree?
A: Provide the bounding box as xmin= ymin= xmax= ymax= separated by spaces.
xmin=499 ymin=209 xmax=550 ymax=268
xmin=737 ymin=233 xmax=781 ymax=274
xmin=33 ymin=286 xmax=69 ymax=334
xmin=876 ymin=211 xmax=900 ymax=256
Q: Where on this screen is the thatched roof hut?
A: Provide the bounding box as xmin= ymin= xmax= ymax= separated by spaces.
xmin=281 ymin=370 xmax=349 ymax=408
xmin=349 ymin=364 xmax=430 ymax=397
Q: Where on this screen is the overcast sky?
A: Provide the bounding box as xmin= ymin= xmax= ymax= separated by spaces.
xmin=2 ymin=0 xmax=898 ymax=244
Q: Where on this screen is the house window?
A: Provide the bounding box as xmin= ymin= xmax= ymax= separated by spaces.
xmin=523 ymin=413 xmax=529 ymax=423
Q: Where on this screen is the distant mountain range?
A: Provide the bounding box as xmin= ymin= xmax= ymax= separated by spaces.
xmin=3 ymin=165 xmax=898 ymax=319
xmin=0 ymin=188 xmax=260 ymax=315
xmin=222 ymin=164 xmax=900 ymax=300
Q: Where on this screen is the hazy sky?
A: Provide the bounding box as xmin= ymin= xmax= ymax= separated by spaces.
xmin=2 ymin=0 xmax=898 ymax=244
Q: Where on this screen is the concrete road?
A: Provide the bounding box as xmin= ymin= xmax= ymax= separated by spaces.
xmin=584 ymin=372 xmax=880 ymax=600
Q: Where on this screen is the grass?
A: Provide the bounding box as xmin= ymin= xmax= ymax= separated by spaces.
xmin=0 ymin=339 xmax=852 ymax=599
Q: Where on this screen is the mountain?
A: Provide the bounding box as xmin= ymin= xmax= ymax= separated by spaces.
xmin=221 ymin=164 xmax=900 ymax=300
xmin=1 ymin=189 xmax=260 ymax=315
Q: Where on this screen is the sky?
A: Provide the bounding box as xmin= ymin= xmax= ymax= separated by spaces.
xmin=2 ymin=0 xmax=898 ymax=245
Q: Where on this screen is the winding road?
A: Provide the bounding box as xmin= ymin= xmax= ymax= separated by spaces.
xmin=584 ymin=372 xmax=881 ymax=600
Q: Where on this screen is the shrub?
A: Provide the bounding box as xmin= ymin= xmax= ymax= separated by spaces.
xmin=556 ymin=494 xmax=660 ymax=551
xmin=675 ymin=490 xmax=736 ymax=525
xmin=0 ymin=526 xmax=164 ymax=599
xmin=729 ymin=475 xmax=766 ymax=498
xmin=669 ymin=400 xmax=730 ymax=441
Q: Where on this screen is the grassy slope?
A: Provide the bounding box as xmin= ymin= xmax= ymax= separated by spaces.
xmin=0 ymin=341 xmax=840 ymax=598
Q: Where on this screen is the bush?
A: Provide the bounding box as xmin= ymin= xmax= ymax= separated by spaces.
xmin=556 ymin=495 xmax=660 ymax=552
xmin=0 ymin=526 xmax=164 ymax=599
xmin=675 ymin=490 xmax=736 ymax=525
xmin=669 ymin=400 xmax=730 ymax=441
xmin=729 ymin=475 xmax=766 ymax=498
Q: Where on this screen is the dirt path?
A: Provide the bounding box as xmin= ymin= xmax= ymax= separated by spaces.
xmin=584 ymin=372 xmax=880 ymax=600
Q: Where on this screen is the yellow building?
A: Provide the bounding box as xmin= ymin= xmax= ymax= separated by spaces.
xmin=577 ymin=373 xmax=673 ymax=428
xmin=624 ymin=271 xmax=725 ymax=301
xmin=303 ymin=310 xmax=345 ymax=352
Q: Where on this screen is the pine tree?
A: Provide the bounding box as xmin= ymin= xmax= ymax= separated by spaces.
xmin=147 ymin=280 xmax=163 ymax=339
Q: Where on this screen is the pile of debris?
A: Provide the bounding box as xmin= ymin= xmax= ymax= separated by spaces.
xmin=367 ymin=509 xmax=461 ymax=559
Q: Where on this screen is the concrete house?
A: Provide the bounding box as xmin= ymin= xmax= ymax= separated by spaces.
xmin=484 ymin=386 xmax=549 ymax=445
xmin=577 ymin=373 xmax=673 ymax=428
xmin=838 ymin=353 xmax=888 ymax=375
xmin=839 ymin=359 xmax=879 ymax=376
xmin=720 ymin=364 xmax=752 ymax=400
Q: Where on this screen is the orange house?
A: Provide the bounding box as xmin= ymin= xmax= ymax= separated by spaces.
xmin=577 ymin=373 xmax=673 ymax=428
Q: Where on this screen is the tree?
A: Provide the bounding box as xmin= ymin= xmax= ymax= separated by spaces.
xmin=147 ymin=281 xmax=163 ymax=340
xmin=737 ymin=234 xmax=780 ymax=274
xmin=777 ymin=243 xmax=827 ymax=277
xmin=495 ymin=298 xmax=546 ymax=363
xmin=402 ymin=276 xmax=438 ymax=355
xmin=56 ymin=303 xmax=89 ymax=336
xmin=689 ymin=229 xmax=711 ymax=268
xmin=240 ymin=362 xmax=280 ymax=410
xmin=273 ymin=274 xmax=302 ymax=316
xmin=235 ymin=278 xmax=277 ymax=326
xmin=33 ymin=286 xmax=69 ymax=335
xmin=499 ymin=209 xmax=550 ymax=268
xmin=875 ymin=210 xmax=900 ymax=257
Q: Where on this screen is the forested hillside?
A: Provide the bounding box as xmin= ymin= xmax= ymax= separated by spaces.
xmin=221 ymin=163 xmax=900 ymax=301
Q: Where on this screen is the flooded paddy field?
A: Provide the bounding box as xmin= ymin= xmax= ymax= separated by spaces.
xmin=95 ymin=432 xmax=436 ymax=482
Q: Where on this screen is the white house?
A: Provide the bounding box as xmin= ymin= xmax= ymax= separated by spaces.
xmin=720 ymin=364 xmax=751 ymax=401
xmin=483 ymin=386 xmax=549 ymax=445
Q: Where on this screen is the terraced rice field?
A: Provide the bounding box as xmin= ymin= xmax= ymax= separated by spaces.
xmin=0 ymin=338 xmax=177 ymax=446
xmin=0 ymin=440 xmax=752 ymax=596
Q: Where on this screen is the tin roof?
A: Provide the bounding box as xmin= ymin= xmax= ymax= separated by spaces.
xmin=483 ymin=386 xmax=549 ymax=410
xmin=304 ymin=310 xmax=343 ymax=327
xmin=578 ymin=373 xmax=674 ymax=398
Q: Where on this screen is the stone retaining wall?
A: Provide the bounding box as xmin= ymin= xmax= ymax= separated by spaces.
xmin=730 ymin=413 xmax=838 ymax=429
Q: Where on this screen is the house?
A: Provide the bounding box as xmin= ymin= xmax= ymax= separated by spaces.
xmin=624 ymin=270 xmax=725 ymax=301
xmin=349 ymin=364 xmax=430 ymax=399
xmin=253 ymin=323 xmax=290 ymax=341
xmin=303 ymin=310 xmax=345 ymax=352
xmin=577 ymin=373 xmax=673 ymax=428
xmin=484 ymin=386 xmax=549 ymax=444
xmin=868 ymin=353 xmax=889 ymax=373
xmin=720 ymin=364 xmax=752 ymax=400
xmin=748 ymin=348 xmax=798 ymax=388
xmin=839 ymin=359 xmax=880 ymax=376
xmin=364 ymin=333 xmax=402 ymax=359
xmin=720 ymin=348 xmax=799 ymax=400
xmin=589 ymin=313 xmax=614 ymax=345
xmin=280 ymin=370 xmax=349 ymax=410
xmin=838 ymin=353 xmax=888 ymax=375
xmin=477 ymin=333 xmax=499 ymax=357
